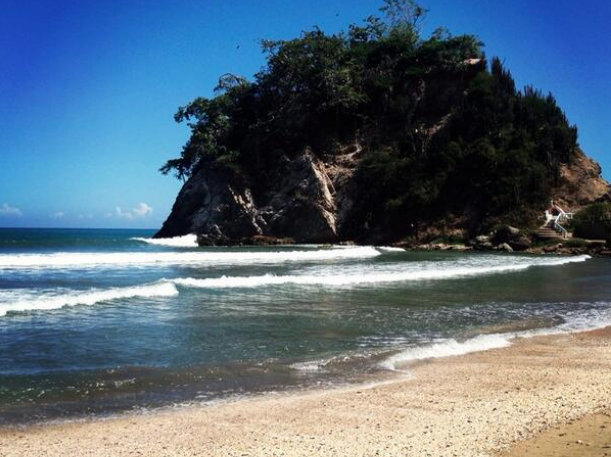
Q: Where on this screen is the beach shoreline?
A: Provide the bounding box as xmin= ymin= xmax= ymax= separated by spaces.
xmin=1 ymin=327 xmax=610 ymax=457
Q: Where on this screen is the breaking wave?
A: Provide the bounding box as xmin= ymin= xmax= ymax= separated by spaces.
xmin=0 ymin=283 xmax=178 ymax=317
xmin=131 ymin=234 xmax=198 ymax=248
xmin=376 ymin=246 xmax=406 ymax=253
xmin=171 ymin=255 xmax=590 ymax=289
xmin=0 ymin=254 xmax=590 ymax=317
xmin=0 ymin=246 xmax=381 ymax=269
xmin=380 ymin=334 xmax=513 ymax=370
xmin=381 ymin=304 xmax=611 ymax=371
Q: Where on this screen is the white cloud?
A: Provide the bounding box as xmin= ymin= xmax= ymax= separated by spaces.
xmin=50 ymin=211 xmax=65 ymax=219
xmin=114 ymin=203 xmax=153 ymax=220
xmin=0 ymin=203 xmax=22 ymax=216
xmin=133 ymin=202 xmax=153 ymax=217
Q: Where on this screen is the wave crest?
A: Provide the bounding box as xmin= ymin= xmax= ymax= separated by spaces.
xmin=131 ymin=234 xmax=198 ymax=248
xmin=380 ymin=334 xmax=513 ymax=371
xmin=0 ymin=254 xmax=591 ymax=317
xmin=0 ymin=246 xmax=381 ymax=269
xmin=380 ymin=302 xmax=611 ymax=371
xmin=376 ymin=246 xmax=406 ymax=253
xmin=171 ymin=255 xmax=590 ymax=289
xmin=0 ymin=283 xmax=178 ymax=317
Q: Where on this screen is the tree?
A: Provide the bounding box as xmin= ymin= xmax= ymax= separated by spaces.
xmin=380 ymin=0 xmax=428 ymax=35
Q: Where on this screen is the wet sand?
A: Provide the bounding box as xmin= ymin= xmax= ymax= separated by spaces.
xmin=1 ymin=328 xmax=610 ymax=457
xmin=501 ymin=411 xmax=611 ymax=457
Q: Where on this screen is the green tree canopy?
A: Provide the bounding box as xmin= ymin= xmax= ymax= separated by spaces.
xmin=161 ymin=0 xmax=578 ymax=235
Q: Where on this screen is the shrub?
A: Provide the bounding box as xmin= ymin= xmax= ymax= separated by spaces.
xmin=563 ymin=238 xmax=588 ymax=248
xmin=572 ymin=203 xmax=611 ymax=240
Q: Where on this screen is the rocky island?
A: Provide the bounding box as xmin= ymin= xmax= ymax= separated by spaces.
xmin=156 ymin=3 xmax=609 ymax=248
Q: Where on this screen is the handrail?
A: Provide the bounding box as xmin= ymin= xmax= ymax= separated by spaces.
xmin=545 ymin=200 xmax=574 ymax=239
xmin=551 ymin=212 xmax=572 ymax=239
xmin=553 ymin=218 xmax=568 ymax=238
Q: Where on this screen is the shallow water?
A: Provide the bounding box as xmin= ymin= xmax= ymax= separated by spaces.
xmin=0 ymin=228 xmax=610 ymax=424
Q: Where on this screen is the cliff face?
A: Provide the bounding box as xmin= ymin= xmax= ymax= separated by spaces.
xmin=154 ymin=166 xmax=264 ymax=242
xmin=155 ymin=147 xmax=361 ymax=244
xmin=155 ymin=146 xmax=609 ymax=244
xmin=555 ymin=148 xmax=610 ymax=208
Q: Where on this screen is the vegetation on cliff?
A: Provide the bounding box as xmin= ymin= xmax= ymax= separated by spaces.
xmin=571 ymin=202 xmax=611 ymax=242
xmin=161 ymin=0 xmax=581 ymax=240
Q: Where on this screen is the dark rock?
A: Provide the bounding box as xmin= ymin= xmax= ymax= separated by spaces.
xmin=543 ymin=243 xmax=561 ymax=253
xmin=508 ymin=235 xmax=532 ymax=251
xmin=156 ymin=165 xmax=264 ymax=242
xmin=471 ymin=236 xmax=493 ymax=250
xmin=238 ymin=235 xmax=295 ymax=246
xmin=262 ymin=152 xmax=338 ymax=242
xmin=492 ymin=226 xmax=532 ymax=251
xmin=155 ymin=149 xmax=359 ymax=244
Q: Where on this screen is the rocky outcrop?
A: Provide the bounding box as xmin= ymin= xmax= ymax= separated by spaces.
xmin=491 ymin=225 xmax=532 ymax=251
xmin=155 ymin=148 xmax=360 ymax=245
xmin=262 ymin=152 xmax=339 ymax=242
xmin=156 ymin=144 xmax=608 ymax=246
xmin=555 ymin=148 xmax=610 ymax=209
xmin=155 ymin=165 xmax=265 ymax=244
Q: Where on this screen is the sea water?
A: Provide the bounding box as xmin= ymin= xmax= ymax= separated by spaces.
xmin=0 ymin=228 xmax=610 ymax=424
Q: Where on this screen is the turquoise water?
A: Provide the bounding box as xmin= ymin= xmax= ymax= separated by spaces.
xmin=0 ymin=228 xmax=610 ymax=424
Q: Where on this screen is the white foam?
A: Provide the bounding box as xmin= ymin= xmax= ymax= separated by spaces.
xmin=381 ymin=304 xmax=611 ymax=371
xmin=380 ymin=334 xmax=513 ymax=371
xmin=131 ymin=234 xmax=198 ymax=248
xmin=290 ymin=360 xmax=328 ymax=372
xmin=376 ymin=246 xmax=406 ymax=253
xmin=0 ymin=246 xmax=381 ymax=270
xmin=0 ymin=283 xmax=178 ymax=317
xmin=171 ymin=255 xmax=590 ymax=289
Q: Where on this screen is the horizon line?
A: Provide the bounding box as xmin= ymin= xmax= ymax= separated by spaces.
xmin=0 ymin=226 xmax=159 ymax=231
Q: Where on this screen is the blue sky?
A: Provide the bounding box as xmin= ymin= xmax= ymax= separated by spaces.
xmin=1 ymin=0 xmax=609 ymax=229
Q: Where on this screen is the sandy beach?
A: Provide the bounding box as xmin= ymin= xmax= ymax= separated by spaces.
xmin=0 ymin=328 xmax=609 ymax=457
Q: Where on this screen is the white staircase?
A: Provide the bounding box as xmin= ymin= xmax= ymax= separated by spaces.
xmin=539 ymin=201 xmax=573 ymax=239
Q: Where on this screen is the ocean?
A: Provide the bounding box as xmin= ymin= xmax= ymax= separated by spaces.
xmin=0 ymin=228 xmax=610 ymax=425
